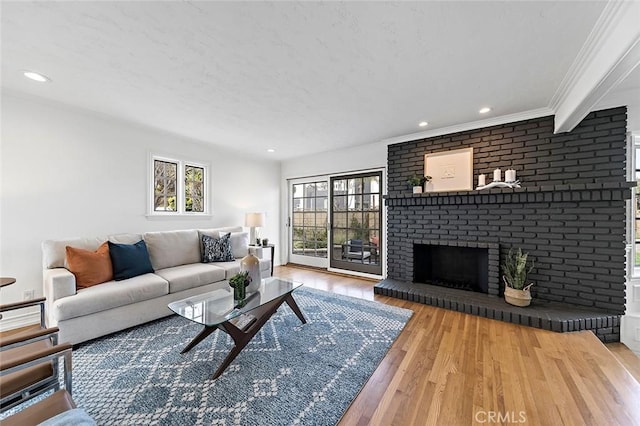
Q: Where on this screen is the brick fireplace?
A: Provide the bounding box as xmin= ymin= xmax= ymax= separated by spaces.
xmin=375 ymin=107 xmax=631 ymax=342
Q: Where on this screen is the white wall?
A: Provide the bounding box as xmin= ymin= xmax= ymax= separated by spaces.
xmin=0 ymin=92 xmax=281 ymax=316
xmin=280 ymin=141 xmax=387 ymax=180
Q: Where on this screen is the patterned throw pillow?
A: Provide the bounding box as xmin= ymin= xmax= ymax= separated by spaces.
xmin=202 ymin=233 xmax=234 ymax=262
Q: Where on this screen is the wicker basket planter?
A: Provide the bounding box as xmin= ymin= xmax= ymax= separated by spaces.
xmin=504 ymin=284 xmax=533 ymax=307
xmin=502 ymin=248 xmax=535 ymax=307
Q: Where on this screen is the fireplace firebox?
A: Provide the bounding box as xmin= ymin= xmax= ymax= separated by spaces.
xmin=414 ymin=243 xmax=490 ymax=293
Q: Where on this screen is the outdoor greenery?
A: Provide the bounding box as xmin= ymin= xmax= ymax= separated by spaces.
xmin=185 ymin=165 xmax=204 ymax=212
xmin=292 ymin=227 xmax=327 ymax=249
xmin=154 ymin=161 xmax=204 ymax=212
xmin=349 ymin=214 xmax=371 ymax=241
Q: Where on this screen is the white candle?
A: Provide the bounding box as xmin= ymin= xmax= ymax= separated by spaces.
xmin=478 ymin=174 xmax=486 ymax=186
xmin=493 ymin=168 xmax=501 ymax=182
xmin=505 ymin=169 xmax=516 ymax=182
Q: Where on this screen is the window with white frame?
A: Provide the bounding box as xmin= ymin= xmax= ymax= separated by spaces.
xmin=150 ymin=155 xmax=209 ymax=215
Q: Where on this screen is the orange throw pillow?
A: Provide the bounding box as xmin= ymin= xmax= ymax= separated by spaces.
xmin=66 ymin=242 xmax=113 ymax=288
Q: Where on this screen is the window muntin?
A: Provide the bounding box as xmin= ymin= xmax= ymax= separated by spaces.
xmin=154 ymin=160 xmax=178 ymax=212
xmin=185 ymin=165 xmax=205 ymax=213
xmin=292 ymin=181 xmax=328 ymax=258
xmin=150 ymin=156 xmax=208 ymax=216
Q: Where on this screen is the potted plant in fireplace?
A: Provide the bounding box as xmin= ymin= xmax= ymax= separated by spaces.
xmin=407 ymin=175 xmax=432 ymax=194
xmin=502 ymin=247 xmax=534 ymax=307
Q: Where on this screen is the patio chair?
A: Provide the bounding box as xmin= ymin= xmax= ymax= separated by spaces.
xmin=342 ymin=239 xmax=371 ymax=262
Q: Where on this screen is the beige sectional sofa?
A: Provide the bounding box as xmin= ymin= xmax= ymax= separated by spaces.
xmin=42 ymin=226 xmax=271 ymax=344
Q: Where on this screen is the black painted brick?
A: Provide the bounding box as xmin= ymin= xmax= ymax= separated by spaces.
xmin=385 ymin=108 xmax=627 ymax=341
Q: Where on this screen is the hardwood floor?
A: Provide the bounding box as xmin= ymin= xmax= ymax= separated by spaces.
xmin=276 ymin=265 xmax=640 ymax=426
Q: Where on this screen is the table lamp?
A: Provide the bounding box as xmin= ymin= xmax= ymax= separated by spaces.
xmin=245 ymin=212 xmax=266 ymax=246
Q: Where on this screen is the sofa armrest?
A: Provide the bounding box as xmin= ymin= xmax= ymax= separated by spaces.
xmin=43 ymin=269 xmax=76 ymax=303
xmin=248 ymin=246 xmax=264 ymax=259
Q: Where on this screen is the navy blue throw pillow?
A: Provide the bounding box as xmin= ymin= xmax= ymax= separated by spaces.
xmin=108 ymin=240 xmax=154 ymax=281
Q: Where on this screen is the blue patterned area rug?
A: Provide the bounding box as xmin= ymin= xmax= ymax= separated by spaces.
xmin=72 ymin=287 xmax=412 ymax=425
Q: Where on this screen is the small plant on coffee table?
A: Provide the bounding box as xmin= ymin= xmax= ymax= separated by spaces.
xmin=229 ymin=271 xmax=252 ymax=302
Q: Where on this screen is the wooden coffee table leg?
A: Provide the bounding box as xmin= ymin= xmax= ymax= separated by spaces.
xmin=285 ymin=294 xmax=307 ymax=324
xmin=180 ymin=293 xmax=307 ymax=379
xmin=211 ymin=294 xmax=306 ymax=380
xmin=212 ymin=322 xmax=255 ymax=379
xmin=181 ymin=326 xmax=217 ymax=354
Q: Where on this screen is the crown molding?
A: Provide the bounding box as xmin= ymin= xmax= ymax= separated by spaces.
xmin=548 ymin=1 xmax=625 ymax=111
xmin=551 ymin=1 xmax=640 ymax=133
xmin=381 ymin=107 xmax=554 ymax=146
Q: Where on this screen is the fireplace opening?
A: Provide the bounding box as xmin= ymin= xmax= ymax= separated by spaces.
xmin=414 ymin=244 xmax=489 ymax=293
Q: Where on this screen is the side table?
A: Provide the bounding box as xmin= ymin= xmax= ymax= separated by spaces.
xmin=250 ymin=244 xmax=275 ymax=276
xmin=264 ymin=244 xmax=275 ymax=275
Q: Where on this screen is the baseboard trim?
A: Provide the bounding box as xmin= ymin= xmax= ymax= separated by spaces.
xmin=0 ymin=311 xmax=41 ymax=332
xmin=621 ymin=314 xmax=640 ymax=355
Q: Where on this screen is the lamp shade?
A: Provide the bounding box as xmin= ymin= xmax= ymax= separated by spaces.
xmin=245 ymin=212 xmax=266 ymax=227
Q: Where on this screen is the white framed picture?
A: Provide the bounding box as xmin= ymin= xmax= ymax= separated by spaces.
xmin=424 ymin=147 xmax=473 ymax=192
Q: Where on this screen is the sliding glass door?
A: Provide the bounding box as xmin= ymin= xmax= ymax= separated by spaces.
xmin=329 ymin=171 xmax=382 ymax=275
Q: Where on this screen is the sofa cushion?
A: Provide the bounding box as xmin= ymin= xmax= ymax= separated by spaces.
xmin=144 ymin=230 xmax=200 ymax=270
xmin=42 ymin=234 xmax=143 ymax=269
xmin=65 ymin=242 xmax=113 ymax=288
xmin=108 ymin=240 xmax=154 ymax=281
xmin=52 ymin=273 xmax=168 ymax=321
xmin=212 ymin=259 xmax=271 ymax=279
xmin=202 ymin=233 xmax=234 ymax=262
xmin=43 ymin=237 xmax=104 ymax=269
xmin=227 ymin=232 xmax=249 ymax=259
xmin=154 ymin=263 xmax=226 ymax=293
xmin=210 ymin=260 xmax=242 ymax=279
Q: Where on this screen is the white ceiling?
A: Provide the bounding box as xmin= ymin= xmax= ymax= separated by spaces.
xmin=1 ymin=1 xmax=618 ymax=160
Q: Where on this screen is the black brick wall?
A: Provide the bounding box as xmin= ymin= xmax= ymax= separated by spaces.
xmin=386 ymin=107 xmax=629 ymax=315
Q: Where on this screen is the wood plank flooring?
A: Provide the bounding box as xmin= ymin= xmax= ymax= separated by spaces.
xmin=276 ymin=265 xmax=640 ymax=426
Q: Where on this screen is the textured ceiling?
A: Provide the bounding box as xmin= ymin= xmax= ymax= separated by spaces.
xmin=1 ymin=1 xmax=608 ymax=160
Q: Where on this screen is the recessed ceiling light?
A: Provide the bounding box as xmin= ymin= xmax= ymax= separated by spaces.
xmin=23 ymin=71 xmax=51 ymax=82
xmin=418 ymin=121 xmax=428 ymax=127
xmin=479 ymin=107 xmax=492 ymax=114
xmin=267 ymin=149 xmax=275 ymax=153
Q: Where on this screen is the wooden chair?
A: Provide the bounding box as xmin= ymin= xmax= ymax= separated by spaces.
xmin=1 ymin=389 xmax=95 ymax=426
xmin=0 ymin=326 xmax=73 ymax=411
xmin=1 ymin=296 xmax=73 ymax=412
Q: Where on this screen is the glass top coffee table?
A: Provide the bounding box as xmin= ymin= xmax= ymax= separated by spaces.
xmin=169 ymin=277 xmax=306 ymax=379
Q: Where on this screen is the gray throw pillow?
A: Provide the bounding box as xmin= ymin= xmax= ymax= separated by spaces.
xmin=202 ymin=233 xmax=234 ymax=262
